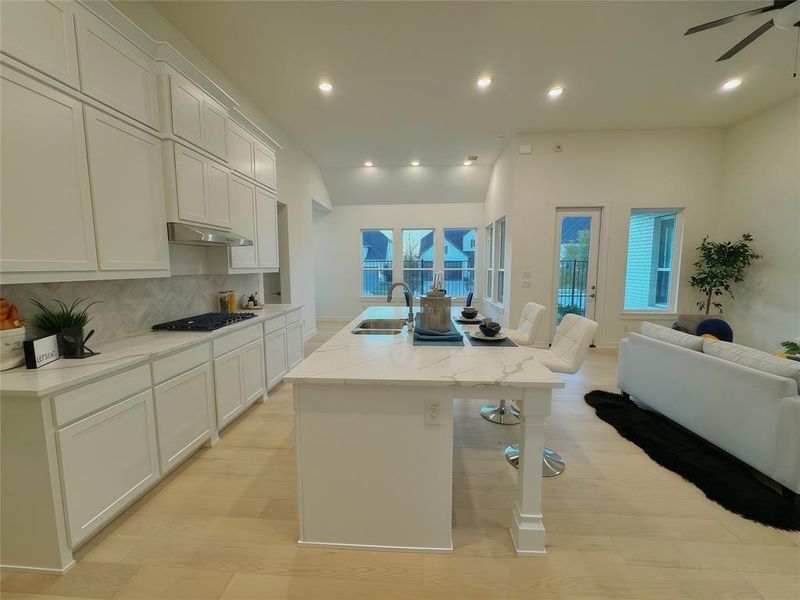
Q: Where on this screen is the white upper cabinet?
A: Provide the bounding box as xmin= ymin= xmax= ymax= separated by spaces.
xmin=226 ymin=119 xmax=255 ymax=180
xmin=206 ymin=159 xmax=231 ymax=229
xmin=0 ymin=66 xmax=97 ymax=273
xmin=228 ymin=175 xmax=258 ymax=270
xmin=173 ymin=143 xmax=208 ymax=224
xmin=166 ymin=68 xmax=228 ymax=160
xmin=166 ymin=141 xmax=231 ymax=230
xmin=254 ymin=141 xmax=277 ymax=191
xmin=84 ymin=106 xmax=169 ymax=271
xmin=0 ymin=0 xmax=80 ymax=88
xmin=256 ymin=188 xmax=279 ymax=270
xmin=75 ymin=10 xmax=159 ymax=129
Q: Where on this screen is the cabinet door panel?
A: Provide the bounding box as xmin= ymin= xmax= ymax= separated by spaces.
xmin=170 ymin=73 xmax=203 ymax=147
xmin=0 ymin=0 xmax=80 ymax=88
xmin=241 ymin=338 xmax=265 ymax=406
xmin=228 ymin=176 xmax=258 ymax=269
xmin=75 ymin=12 xmax=158 ymax=129
xmin=226 ymin=121 xmax=254 ymax=179
xmin=254 ymin=142 xmax=276 ymax=190
xmin=256 ymin=188 xmax=279 ymax=269
xmin=84 ymin=107 xmax=168 ymax=271
xmin=213 ymin=350 xmax=244 ymax=429
xmin=203 ymin=100 xmax=228 ymax=160
xmin=0 ymin=67 xmax=97 ymax=272
xmin=265 ymin=329 xmax=288 ymax=390
xmin=174 ymin=144 xmax=208 ymax=224
xmin=57 ymin=389 xmax=159 ymax=546
xmin=206 ymin=160 xmax=231 ymax=229
xmin=154 ymin=363 xmax=213 ymax=474
xmin=287 ymin=321 xmax=304 ymax=369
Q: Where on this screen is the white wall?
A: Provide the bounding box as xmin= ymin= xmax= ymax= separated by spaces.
xmin=314 ymin=203 xmax=485 ymax=318
xmin=493 ymin=129 xmax=723 ymax=346
xmin=113 ymin=1 xmax=331 ymax=336
xmin=716 ymin=97 xmax=800 ymax=351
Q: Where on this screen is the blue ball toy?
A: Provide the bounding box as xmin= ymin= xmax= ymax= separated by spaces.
xmin=696 ymin=318 xmax=733 ymax=343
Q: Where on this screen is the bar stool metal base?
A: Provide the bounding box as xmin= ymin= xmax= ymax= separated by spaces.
xmin=504 ymin=444 xmax=565 ymax=477
xmin=479 ymin=399 xmax=520 ymax=425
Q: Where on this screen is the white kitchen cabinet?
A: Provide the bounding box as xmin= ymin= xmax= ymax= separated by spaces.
xmin=153 ymin=362 xmax=214 ymax=474
xmin=256 ymin=187 xmax=279 ymax=270
xmin=287 ymin=320 xmax=304 ymax=369
xmin=167 ymin=68 xmax=228 ymax=161
xmin=226 ymin=119 xmax=255 ymax=179
xmin=173 ymin=142 xmax=208 ymax=224
xmin=241 ymin=338 xmax=266 ymax=407
xmin=265 ymin=327 xmax=288 ymax=390
xmin=202 ymin=97 xmax=228 ymax=160
xmin=75 ymin=10 xmax=159 ymax=129
xmin=228 ymin=175 xmax=258 ymax=269
xmin=0 ymin=66 xmax=98 ymax=273
xmin=0 ymin=0 xmax=80 ymax=88
xmin=57 ymin=389 xmax=159 ymax=547
xmin=213 ymin=349 xmax=245 ymax=429
xmin=84 ymin=106 xmax=168 ymax=271
xmin=254 ymin=141 xmax=277 ymax=191
xmin=167 ymin=141 xmax=232 ymax=230
xmin=206 ymin=159 xmax=231 ymax=229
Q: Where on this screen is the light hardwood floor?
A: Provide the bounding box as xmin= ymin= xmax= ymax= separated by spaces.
xmin=2 ymin=322 xmax=798 ymax=600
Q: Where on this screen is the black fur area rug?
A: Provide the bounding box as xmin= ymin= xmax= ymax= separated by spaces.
xmin=584 ymin=390 xmax=800 ymax=531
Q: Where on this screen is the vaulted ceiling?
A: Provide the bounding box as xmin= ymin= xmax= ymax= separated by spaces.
xmin=145 ymin=1 xmax=798 ymax=203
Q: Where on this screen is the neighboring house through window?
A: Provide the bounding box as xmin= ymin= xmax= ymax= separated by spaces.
xmin=443 ymin=228 xmax=477 ymax=297
xmin=361 ymin=229 xmax=393 ymax=296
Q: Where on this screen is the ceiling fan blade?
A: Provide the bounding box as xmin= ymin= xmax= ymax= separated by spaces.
xmin=716 ymin=19 xmax=775 ymax=61
xmin=685 ymin=3 xmax=785 ymax=35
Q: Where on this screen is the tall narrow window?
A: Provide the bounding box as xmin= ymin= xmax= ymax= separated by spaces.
xmin=623 ymin=209 xmax=682 ymax=311
xmin=361 ymin=229 xmax=393 ymax=296
xmin=443 ymin=228 xmax=477 ymax=297
xmin=485 ymin=223 xmax=494 ymax=299
xmin=402 ymin=228 xmax=434 ymax=296
xmin=495 ymin=218 xmax=506 ymax=304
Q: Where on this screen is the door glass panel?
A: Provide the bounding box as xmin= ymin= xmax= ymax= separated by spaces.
xmin=557 ymin=216 xmax=591 ymax=324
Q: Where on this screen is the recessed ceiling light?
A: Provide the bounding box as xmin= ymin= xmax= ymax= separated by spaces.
xmin=318 ymin=81 xmax=333 ymax=93
xmin=477 ymin=76 xmax=492 ymax=89
xmin=410 ymin=160 xmax=421 ymax=167
xmin=363 ymin=160 xmax=373 ymax=167
xmin=721 ymin=78 xmax=742 ymax=91
xmin=463 ymin=160 xmax=473 ymax=166
xmin=548 ymin=86 xmax=564 ymax=98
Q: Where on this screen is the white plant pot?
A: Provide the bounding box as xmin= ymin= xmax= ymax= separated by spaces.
xmin=1 ymin=326 xmax=26 ymax=370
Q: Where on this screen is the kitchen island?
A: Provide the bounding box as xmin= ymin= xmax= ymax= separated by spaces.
xmin=286 ymin=306 xmax=563 ymax=555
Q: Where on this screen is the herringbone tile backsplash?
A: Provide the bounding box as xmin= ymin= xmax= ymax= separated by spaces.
xmin=1 ymin=274 xmax=260 ymax=342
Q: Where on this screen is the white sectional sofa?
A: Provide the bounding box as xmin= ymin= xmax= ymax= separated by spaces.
xmin=618 ymin=322 xmax=800 ymax=496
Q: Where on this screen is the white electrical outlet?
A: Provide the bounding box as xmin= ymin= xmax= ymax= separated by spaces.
xmin=424 ymin=400 xmax=441 ymax=425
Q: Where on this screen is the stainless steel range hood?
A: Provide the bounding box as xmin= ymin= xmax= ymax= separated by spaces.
xmin=167 ymin=222 xmax=253 ymax=247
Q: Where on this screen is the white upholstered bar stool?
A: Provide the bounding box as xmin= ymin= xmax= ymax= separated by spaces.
xmin=479 ymin=302 xmax=547 ymax=425
xmin=505 ymin=313 xmax=599 ymax=475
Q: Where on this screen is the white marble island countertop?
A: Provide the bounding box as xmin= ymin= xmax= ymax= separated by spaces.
xmin=0 ymin=304 xmax=303 ymax=397
xmin=287 ymin=306 xmax=563 ymax=389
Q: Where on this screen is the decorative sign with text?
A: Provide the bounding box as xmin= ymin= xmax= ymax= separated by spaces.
xmin=23 ymin=335 xmax=59 ymax=369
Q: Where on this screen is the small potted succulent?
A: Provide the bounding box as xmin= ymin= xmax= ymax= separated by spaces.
xmin=30 ymin=298 xmax=100 ymax=358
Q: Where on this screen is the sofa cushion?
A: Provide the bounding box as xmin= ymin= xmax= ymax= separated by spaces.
xmin=641 ymin=321 xmax=704 ymax=351
xmin=703 ymin=339 xmax=800 ymax=393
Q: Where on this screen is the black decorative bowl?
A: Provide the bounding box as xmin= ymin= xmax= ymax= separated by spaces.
xmin=479 ymin=319 xmax=501 ymax=337
xmin=461 ymin=307 xmax=478 ymax=319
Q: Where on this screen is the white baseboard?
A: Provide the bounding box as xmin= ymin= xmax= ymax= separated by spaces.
xmin=303 ymin=328 xmax=318 ymax=341
xmin=0 ymin=560 xmax=75 ymax=574
xmin=297 ymin=539 xmax=453 ymax=553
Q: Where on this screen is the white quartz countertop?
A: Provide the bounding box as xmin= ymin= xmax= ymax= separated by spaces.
xmin=286 ymin=306 xmax=563 ymax=389
xmin=0 ymin=305 xmax=303 ymax=397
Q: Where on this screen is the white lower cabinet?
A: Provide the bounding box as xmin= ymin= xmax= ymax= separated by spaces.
xmin=287 ymin=320 xmax=304 ymax=370
xmin=153 ymin=363 xmax=214 ymax=475
xmin=57 ymin=389 xmax=159 ymax=547
xmin=241 ymin=338 xmax=266 ymax=406
xmin=213 ymin=349 xmax=244 ymax=430
xmin=265 ymin=328 xmax=288 ymax=390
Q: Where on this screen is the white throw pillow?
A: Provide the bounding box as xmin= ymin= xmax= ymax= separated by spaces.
xmin=703 ymin=339 xmax=800 ymax=392
xmin=640 ymin=321 xmax=704 ymax=351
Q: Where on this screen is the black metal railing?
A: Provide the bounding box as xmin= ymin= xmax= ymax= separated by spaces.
xmin=362 ymin=260 xmax=392 ymax=296
xmin=557 ymin=259 xmax=589 ymax=320
xmin=362 ymin=259 xmax=475 ymax=297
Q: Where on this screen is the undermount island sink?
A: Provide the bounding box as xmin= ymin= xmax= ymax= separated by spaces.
xmin=350 ymin=318 xmax=408 ymax=335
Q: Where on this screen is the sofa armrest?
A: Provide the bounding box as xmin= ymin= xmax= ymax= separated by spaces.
xmin=776 ymin=395 xmax=800 ymax=494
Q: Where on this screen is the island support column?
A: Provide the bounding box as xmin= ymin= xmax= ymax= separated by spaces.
xmin=510 ymin=387 xmax=552 ymax=554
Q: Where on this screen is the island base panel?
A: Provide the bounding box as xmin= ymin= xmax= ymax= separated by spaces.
xmin=294 ymin=383 xmax=454 ymax=552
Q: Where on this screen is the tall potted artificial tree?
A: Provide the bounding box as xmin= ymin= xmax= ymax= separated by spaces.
xmin=688 ymin=233 xmax=761 ymax=314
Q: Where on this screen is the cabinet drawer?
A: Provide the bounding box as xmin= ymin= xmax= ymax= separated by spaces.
xmin=213 ymin=322 xmax=263 ymax=358
xmin=264 ymin=314 xmax=286 ymax=334
xmin=53 ymin=365 xmax=151 ymax=427
xmin=152 ymin=343 xmax=210 ymax=385
xmin=286 ymin=309 xmax=303 ymax=325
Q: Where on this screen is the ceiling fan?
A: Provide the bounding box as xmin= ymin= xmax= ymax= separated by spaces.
xmin=685 ymin=0 xmax=800 ymax=62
